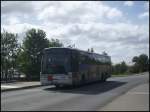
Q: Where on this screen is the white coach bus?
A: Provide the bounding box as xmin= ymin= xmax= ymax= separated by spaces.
xmin=40 ymin=47 xmax=111 ymax=87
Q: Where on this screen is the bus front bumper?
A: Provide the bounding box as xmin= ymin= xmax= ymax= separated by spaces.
xmin=52 ymin=75 xmax=72 ymax=85
xmin=40 ymin=74 xmax=72 ymax=86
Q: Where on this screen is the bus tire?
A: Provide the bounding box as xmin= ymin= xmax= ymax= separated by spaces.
xmin=101 ymin=74 xmax=106 ymax=82
xmin=102 ymin=78 xmax=106 ymax=82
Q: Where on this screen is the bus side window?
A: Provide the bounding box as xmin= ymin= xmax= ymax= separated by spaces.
xmin=71 ymin=52 xmax=79 ymax=72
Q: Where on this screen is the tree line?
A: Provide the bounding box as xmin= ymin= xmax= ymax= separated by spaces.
xmin=1 ymin=28 xmax=149 ymax=81
xmin=112 ymin=54 xmax=149 ymax=75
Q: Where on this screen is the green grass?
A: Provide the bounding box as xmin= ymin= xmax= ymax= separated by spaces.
xmin=112 ymin=72 xmax=130 ymax=77
xmin=112 ymin=71 xmax=149 ymax=77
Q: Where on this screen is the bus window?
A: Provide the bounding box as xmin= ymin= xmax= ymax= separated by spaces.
xmin=41 ymin=51 xmax=70 ymax=74
xmin=71 ymin=51 xmax=79 ymax=72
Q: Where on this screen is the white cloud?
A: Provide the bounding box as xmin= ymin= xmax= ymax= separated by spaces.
xmin=37 ymin=1 xmax=123 ymax=23
xmin=138 ymin=2 xmax=149 ymax=19
xmin=124 ymin=1 xmax=134 ymax=6
xmin=106 ymin=8 xmax=122 ymax=19
xmin=1 ymin=23 xmax=38 ymax=33
xmin=8 ymin=16 xmax=20 ymax=25
xmin=138 ymin=12 xmax=149 ymax=19
xmin=144 ymin=2 xmax=149 ymax=10
xmin=1 ymin=1 xmax=35 ymax=15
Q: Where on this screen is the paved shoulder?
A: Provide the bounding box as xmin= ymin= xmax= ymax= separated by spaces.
xmin=100 ymin=83 xmax=149 ymax=111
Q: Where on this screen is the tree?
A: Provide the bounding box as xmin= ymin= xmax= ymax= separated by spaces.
xmin=112 ymin=63 xmax=121 ymax=74
xmin=49 ymin=39 xmax=63 ymax=47
xmin=112 ymin=61 xmax=128 ymax=75
xmin=18 ymin=29 xmax=64 ymax=80
xmin=120 ymin=61 xmax=128 ymax=73
xmin=131 ymin=54 xmax=149 ymax=73
xmin=132 ymin=56 xmax=138 ymax=62
xmin=20 ymin=28 xmax=49 ymax=80
xmin=1 ymin=30 xmax=19 ymax=81
xmin=16 ymin=46 xmax=28 ymax=76
xmin=138 ymin=54 xmax=149 ymax=72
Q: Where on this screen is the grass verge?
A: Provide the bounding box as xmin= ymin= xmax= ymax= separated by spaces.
xmin=112 ymin=73 xmax=130 ymax=77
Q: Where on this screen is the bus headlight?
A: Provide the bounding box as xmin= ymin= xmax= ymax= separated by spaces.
xmin=68 ymin=72 xmax=72 ymax=79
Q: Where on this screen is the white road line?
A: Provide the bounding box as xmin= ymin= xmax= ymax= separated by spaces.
xmin=1 ymin=85 xmax=18 ymax=88
xmin=127 ymin=92 xmax=149 ymax=95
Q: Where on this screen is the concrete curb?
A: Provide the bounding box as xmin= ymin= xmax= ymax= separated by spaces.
xmin=1 ymin=85 xmax=42 ymax=92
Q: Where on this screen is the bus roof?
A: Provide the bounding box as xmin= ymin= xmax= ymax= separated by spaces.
xmin=44 ymin=47 xmax=110 ymax=58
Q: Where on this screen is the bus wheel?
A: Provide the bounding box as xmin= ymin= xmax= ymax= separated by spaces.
xmin=102 ymin=78 xmax=106 ymax=82
xmin=101 ymin=74 xmax=106 ymax=82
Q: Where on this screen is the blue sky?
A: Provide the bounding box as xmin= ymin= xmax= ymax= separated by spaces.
xmin=104 ymin=1 xmax=149 ymax=24
xmin=1 ymin=1 xmax=149 ymax=65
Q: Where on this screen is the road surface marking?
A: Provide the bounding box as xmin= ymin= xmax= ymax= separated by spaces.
xmin=127 ymin=92 xmax=149 ymax=95
xmin=1 ymin=85 xmax=18 ymax=88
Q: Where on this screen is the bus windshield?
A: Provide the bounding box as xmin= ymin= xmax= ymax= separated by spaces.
xmin=41 ymin=50 xmax=71 ymax=74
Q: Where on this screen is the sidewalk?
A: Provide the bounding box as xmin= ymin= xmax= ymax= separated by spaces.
xmin=1 ymin=81 xmax=41 ymax=92
xmin=99 ymin=83 xmax=149 ymax=111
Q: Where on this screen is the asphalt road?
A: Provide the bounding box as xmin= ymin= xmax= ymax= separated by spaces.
xmin=1 ymin=72 xmax=149 ymax=111
xmin=100 ymin=83 xmax=149 ymax=111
